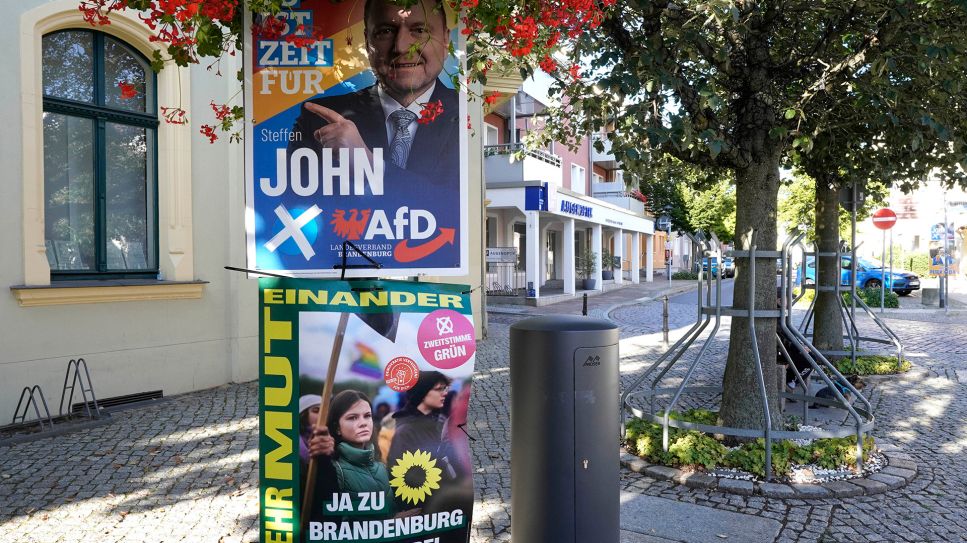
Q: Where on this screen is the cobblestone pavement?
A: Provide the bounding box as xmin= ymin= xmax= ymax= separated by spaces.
xmin=491 ymin=284 xmax=967 ymax=542
xmin=2 ymin=280 xmax=966 ymax=542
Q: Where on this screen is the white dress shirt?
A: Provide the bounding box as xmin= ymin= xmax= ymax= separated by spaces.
xmin=377 ymin=82 xmax=437 ymax=146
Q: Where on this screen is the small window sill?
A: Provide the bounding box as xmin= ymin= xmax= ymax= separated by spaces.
xmin=10 ymin=280 xmax=208 ymax=307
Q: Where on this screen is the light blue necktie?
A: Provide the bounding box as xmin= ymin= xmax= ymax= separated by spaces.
xmin=389 ymin=109 xmax=417 ymax=168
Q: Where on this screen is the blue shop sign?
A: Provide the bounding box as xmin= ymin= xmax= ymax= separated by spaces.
xmin=525 ymin=183 xmax=549 ymax=211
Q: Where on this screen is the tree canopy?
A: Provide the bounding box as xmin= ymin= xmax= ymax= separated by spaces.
xmin=778 ymin=172 xmax=888 ymax=244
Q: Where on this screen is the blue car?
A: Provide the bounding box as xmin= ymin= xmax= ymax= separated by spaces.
xmin=803 ymin=256 xmax=920 ymax=296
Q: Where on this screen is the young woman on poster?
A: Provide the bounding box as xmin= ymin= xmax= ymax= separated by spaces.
xmin=302 ymin=390 xmax=394 ymax=526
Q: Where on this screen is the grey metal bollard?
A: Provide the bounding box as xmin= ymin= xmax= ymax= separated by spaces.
xmin=509 ymin=315 xmax=620 ymax=543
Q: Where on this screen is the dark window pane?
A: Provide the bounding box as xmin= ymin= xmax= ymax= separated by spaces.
xmin=103 ymin=36 xmax=150 ymax=112
xmin=105 ymin=123 xmax=155 ymax=270
xmin=44 ymin=113 xmax=95 ymax=271
xmin=42 ymin=31 xmax=94 ymax=103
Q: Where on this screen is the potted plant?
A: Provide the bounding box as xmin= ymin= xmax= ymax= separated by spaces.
xmin=601 ymin=248 xmax=614 ymax=280
xmin=577 ymin=249 xmax=598 ymax=290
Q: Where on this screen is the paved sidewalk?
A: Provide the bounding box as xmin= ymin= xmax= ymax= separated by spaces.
xmin=2 ymin=277 xmax=967 ymax=542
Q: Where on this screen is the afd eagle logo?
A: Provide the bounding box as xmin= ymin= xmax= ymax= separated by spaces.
xmin=330 ymin=209 xmax=371 ymax=240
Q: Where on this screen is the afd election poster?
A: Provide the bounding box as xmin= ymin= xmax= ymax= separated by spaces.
xmin=260 ymin=278 xmax=476 ymax=542
xmin=245 ymin=0 xmax=468 ymax=277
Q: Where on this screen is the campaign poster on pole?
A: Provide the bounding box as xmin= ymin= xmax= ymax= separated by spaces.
xmin=259 ymin=278 xmax=476 ymax=543
xmin=244 ymin=1 xmax=468 ymax=277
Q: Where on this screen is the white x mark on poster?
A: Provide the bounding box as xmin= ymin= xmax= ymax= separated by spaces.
xmin=264 ymin=205 xmax=323 ymax=261
xmin=435 ymin=316 xmax=453 ymax=335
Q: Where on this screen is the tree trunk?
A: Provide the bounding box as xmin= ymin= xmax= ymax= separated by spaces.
xmin=812 ymin=177 xmax=844 ymax=358
xmin=718 ymin=151 xmax=783 ymax=432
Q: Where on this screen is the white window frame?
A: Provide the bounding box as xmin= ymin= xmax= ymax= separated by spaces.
xmin=20 ymin=1 xmax=196 ymax=289
xmin=570 ymin=164 xmax=586 ymax=195
xmin=484 ymin=122 xmax=500 ymax=146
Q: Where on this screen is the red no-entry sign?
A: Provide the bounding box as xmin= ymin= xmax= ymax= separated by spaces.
xmin=872 ymin=208 xmax=897 ymax=230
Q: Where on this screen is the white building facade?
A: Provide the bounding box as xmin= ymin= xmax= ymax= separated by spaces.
xmin=482 ymin=89 xmax=656 ymax=302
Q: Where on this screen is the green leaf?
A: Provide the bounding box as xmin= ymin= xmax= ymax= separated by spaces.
xmin=150 ymin=50 xmax=164 ymax=73
xmin=708 ymin=139 xmax=723 ymax=159
xmin=784 ymin=108 xmax=796 ymax=120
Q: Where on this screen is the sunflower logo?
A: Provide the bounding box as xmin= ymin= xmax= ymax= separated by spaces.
xmin=389 ymin=449 xmax=443 ymax=505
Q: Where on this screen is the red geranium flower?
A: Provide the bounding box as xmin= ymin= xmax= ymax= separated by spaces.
xmin=200 ymin=124 xmax=218 ymax=143
xmin=418 ymin=100 xmax=444 ymax=125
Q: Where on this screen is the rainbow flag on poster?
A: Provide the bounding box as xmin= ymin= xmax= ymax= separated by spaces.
xmin=244 ymin=0 xmax=468 ymax=278
xmin=350 ymin=342 xmax=383 ymax=379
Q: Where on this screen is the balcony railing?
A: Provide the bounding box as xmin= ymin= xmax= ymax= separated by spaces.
xmin=591 ymin=183 xmax=647 ymax=215
xmin=484 ymin=143 xmax=563 ymax=186
xmin=484 ymin=143 xmax=562 ymax=167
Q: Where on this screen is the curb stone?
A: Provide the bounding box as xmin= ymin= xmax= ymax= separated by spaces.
xmin=619 ymin=450 xmax=917 ymax=499
xmin=718 ymin=478 xmax=755 ymax=495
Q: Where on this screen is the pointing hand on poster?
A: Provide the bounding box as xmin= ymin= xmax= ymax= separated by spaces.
xmin=306 ymin=102 xmax=373 ymax=158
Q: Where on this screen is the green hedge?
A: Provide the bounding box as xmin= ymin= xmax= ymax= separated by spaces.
xmin=624 ymin=411 xmax=875 ymax=478
xmin=898 ymin=253 xmax=931 ymax=277
xmin=797 ymin=287 xmax=899 ymax=308
xmin=672 ymin=271 xmax=699 ymax=280
xmin=843 ymin=287 xmax=898 ymax=308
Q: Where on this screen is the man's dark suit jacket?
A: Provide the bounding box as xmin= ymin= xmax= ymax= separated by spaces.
xmin=289 ymin=83 xmax=459 ymax=186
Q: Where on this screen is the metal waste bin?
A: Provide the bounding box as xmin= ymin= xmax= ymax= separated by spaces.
xmin=509 ymin=315 xmax=620 ymax=543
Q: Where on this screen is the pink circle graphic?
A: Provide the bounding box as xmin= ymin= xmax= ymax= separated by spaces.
xmin=417 ymin=309 xmax=476 ymax=370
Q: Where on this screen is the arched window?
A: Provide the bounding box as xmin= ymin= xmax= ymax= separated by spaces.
xmin=42 ymin=29 xmax=158 ymax=278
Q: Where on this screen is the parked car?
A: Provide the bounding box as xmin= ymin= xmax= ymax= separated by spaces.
xmin=803 ymin=256 xmax=920 ymax=296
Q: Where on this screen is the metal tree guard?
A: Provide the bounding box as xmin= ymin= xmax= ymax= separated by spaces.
xmin=622 ymin=229 xmax=876 ymax=481
xmin=792 ymin=185 xmax=905 ymax=370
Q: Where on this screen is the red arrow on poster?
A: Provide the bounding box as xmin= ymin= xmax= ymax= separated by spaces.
xmin=872 ymin=208 xmax=897 ymax=230
xmin=394 ymin=228 xmax=456 ymax=263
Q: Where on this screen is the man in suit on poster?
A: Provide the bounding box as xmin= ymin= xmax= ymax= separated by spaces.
xmin=289 ymin=0 xmax=459 ymax=184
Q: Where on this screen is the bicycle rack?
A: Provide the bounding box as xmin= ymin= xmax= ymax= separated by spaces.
xmin=622 ymin=229 xmax=875 ymax=481
xmin=12 ymin=385 xmax=54 ymax=431
xmin=59 ymin=358 xmax=102 ymax=420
